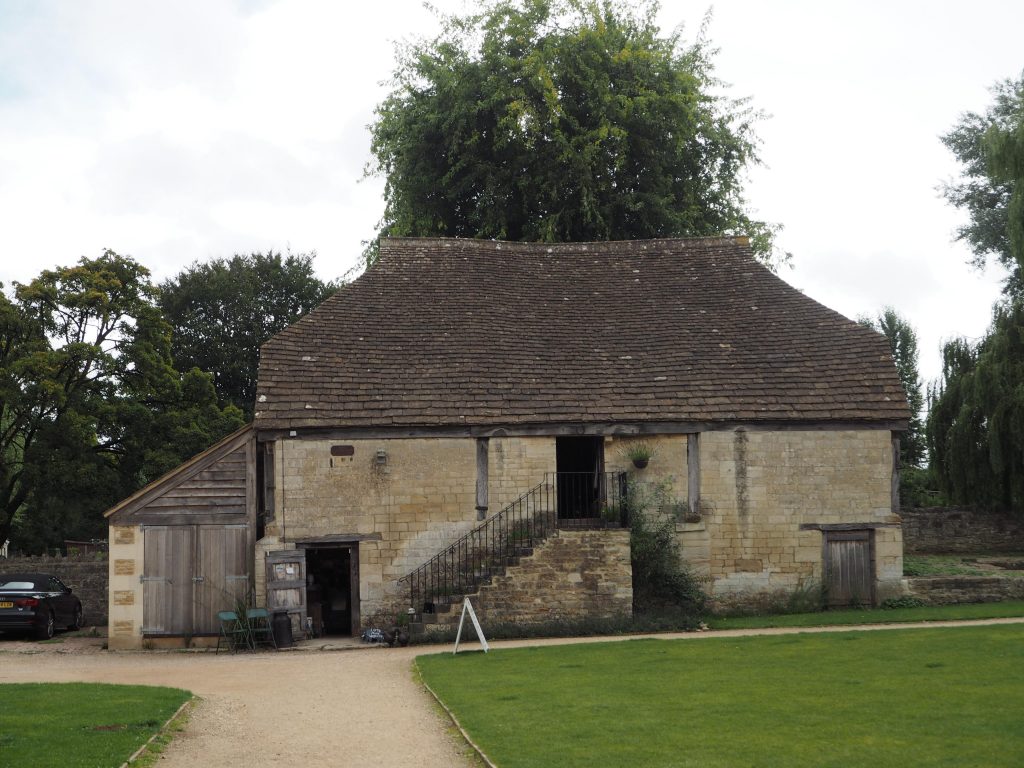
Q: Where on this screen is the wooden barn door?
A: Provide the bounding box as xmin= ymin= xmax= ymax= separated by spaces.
xmin=193 ymin=525 xmax=250 ymax=634
xmin=823 ymin=530 xmax=874 ymax=607
xmin=266 ymin=549 xmax=307 ymax=632
xmin=142 ymin=526 xmax=195 ymax=635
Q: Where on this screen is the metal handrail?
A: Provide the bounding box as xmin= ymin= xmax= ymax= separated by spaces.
xmin=400 ymin=471 xmax=626 ymax=614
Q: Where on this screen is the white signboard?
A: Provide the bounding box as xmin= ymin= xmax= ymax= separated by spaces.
xmin=453 ymin=597 xmax=489 ymax=654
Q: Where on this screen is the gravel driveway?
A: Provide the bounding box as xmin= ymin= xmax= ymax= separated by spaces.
xmin=0 ymin=635 xmax=473 ymax=767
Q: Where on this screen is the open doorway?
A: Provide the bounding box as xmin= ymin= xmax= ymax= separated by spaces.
xmin=556 ymin=436 xmax=604 ymax=525
xmin=304 ymin=546 xmax=359 ymax=636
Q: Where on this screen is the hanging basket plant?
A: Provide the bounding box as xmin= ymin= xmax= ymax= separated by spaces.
xmin=624 ymin=442 xmax=655 ymax=470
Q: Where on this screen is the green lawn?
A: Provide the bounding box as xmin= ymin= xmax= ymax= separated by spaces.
xmin=706 ymin=600 xmax=1024 ymax=630
xmin=0 ymin=683 xmax=191 ymax=768
xmin=418 ymin=625 xmax=1024 ymax=767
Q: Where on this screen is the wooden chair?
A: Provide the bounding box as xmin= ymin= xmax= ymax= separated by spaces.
xmin=246 ymin=608 xmax=277 ymax=650
xmin=216 ymin=610 xmax=251 ymax=653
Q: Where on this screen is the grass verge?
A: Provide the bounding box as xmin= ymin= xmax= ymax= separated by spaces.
xmin=706 ymin=600 xmax=1024 ymax=630
xmin=418 ymin=625 xmax=1024 ymax=767
xmin=0 ymin=682 xmax=192 ymax=768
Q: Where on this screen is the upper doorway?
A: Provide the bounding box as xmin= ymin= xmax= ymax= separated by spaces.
xmin=555 ymin=436 xmax=604 ymax=525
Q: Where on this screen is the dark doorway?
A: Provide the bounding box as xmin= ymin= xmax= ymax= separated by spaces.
xmin=556 ymin=436 xmax=604 ymax=524
xmin=304 ymin=546 xmax=359 ymax=636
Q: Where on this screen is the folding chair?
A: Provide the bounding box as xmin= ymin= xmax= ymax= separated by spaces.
xmin=246 ymin=607 xmax=277 ymax=650
xmin=216 ymin=610 xmax=251 ymax=653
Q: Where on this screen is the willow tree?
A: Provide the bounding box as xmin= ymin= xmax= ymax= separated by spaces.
xmin=930 ymin=72 xmax=1024 ymax=511
xmin=367 ymin=0 xmax=783 ymax=267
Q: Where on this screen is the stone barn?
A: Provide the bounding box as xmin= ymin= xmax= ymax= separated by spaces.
xmin=108 ymin=236 xmax=909 ymax=648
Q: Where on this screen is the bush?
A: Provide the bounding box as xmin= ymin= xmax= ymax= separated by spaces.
xmin=626 ymin=480 xmax=706 ymax=616
xmin=881 ymin=596 xmax=927 ymax=609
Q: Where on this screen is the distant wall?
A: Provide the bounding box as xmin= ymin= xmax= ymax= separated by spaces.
xmin=0 ymin=554 xmax=108 ymax=626
xmin=901 ymin=508 xmax=1024 ymax=554
xmin=907 ymin=576 xmax=1024 ymax=605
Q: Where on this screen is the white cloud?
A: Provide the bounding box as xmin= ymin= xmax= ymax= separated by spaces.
xmin=0 ymin=0 xmax=1021 ymax=387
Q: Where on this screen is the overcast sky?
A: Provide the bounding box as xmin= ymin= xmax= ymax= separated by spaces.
xmin=1 ymin=0 xmax=1020 ymax=385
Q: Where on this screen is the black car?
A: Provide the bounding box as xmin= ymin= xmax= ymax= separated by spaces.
xmin=0 ymin=572 xmax=84 ymax=640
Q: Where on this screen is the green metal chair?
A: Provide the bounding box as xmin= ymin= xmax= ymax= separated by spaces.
xmin=216 ymin=610 xmax=251 ymax=653
xmin=246 ymin=608 xmax=277 ymax=650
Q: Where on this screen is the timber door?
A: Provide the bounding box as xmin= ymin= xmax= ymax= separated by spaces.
xmin=823 ymin=530 xmax=874 ymax=607
xmin=266 ymin=549 xmax=307 ymax=631
xmin=142 ymin=524 xmax=250 ymax=636
xmin=142 ymin=526 xmax=195 ymax=636
xmin=193 ymin=525 xmax=250 ymax=634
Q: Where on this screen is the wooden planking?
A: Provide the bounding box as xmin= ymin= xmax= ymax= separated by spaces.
xmin=475 ymin=437 xmax=489 ymax=518
xmin=824 ymin=530 xmax=873 ymax=607
xmin=106 ymin=425 xmax=253 ymax=522
xmin=142 ymin=526 xmax=194 ymax=635
xmin=194 ymin=526 xmax=249 ymax=634
xmin=687 ymin=433 xmax=701 ymax=517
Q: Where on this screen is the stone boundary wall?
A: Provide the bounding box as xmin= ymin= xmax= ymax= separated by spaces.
xmin=907 ymin=575 xmax=1024 ymax=605
xmin=466 ymin=530 xmax=633 ymax=625
xmin=902 ymin=508 xmax=1024 ymax=554
xmin=0 ymin=554 xmax=108 ymax=626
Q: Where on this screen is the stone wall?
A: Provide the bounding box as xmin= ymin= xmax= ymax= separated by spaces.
xmin=107 ymin=525 xmax=143 ymax=649
xmin=907 ymin=575 xmax=1024 ymax=604
xmin=0 ymin=553 xmax=108 ymax=626
xmin=260 ymin=435 xmax=556 ymax=620
xmin=901 ymin=507 xmax=1024 ymax=554
xmin=469 ymin=530 xmax=633 ymax=624
xmin=697 ymin=428 xmax=901 ymax=601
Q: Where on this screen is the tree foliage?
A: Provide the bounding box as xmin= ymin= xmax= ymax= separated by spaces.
xmin=0 ymin=252 xmax=244 ymax=553
xmin=367 ymin=0 xmax=782 ymax=266
xmin=931 ymin=73 xmax=1024 ymax=514
xmin=927 ymin=302 xmax=1024 ymax=512
xmin=159 ymin=252 xmax=337 ymax=418
xmin=858 ymin=308 xmax=925 ymax=467
xmin=940 ymin=73 xmax=1024 ymax=296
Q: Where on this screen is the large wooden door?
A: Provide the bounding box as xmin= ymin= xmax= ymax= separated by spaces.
xmin=823 ymin=530 xmax=874 ymax=607
xmin=142 ymin=526 xmax=195 ymax=635
xmin=265 ymin=549 xmax=307 ymax=631
xmin=143 ymin=524 xmax=251 ymax=636
xmin=194 ymin=525 xmax=250 ymax=634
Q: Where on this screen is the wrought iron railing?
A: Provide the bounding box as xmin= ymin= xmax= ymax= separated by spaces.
xmin=401 ymin=471 xmax=626 ymax=614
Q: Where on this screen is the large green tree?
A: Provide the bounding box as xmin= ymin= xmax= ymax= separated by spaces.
xmin=930 ymin=73 xmax=1024 ymax=512
xmin=0 ymin=252 xmax=244 ymax=553
xmin=367 ymin=0 xmax=783 ymax=266
xmin=940 ymin=73 xmax=1024 ymax=295
xmin=159 ymin=252 xmax=337 ymax=418
xmin=927 ymin=303 xmax=1024 ymax=511
xmin=858 ymin=308 xmax=925 ymax=468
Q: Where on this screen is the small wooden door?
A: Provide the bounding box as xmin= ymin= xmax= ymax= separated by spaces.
xmin=823 ymin=530 xmax=874 ymax=607
xmin=142 ymin=526 xmax=195 ymax=635
xmin=265 ymin=549 xmax=307 ymax=629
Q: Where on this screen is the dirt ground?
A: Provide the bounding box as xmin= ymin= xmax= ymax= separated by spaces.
xmin=3 ymin=617 xmax=1024 ymax=767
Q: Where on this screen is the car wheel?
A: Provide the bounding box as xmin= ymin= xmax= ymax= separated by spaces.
xmin=35 ymin=612 xmax=55 ymax=640
xmin=68 ymin=605 xmax=83 ymax=631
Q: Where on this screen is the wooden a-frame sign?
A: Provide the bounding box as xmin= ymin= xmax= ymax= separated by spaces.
xmin=453 ymin=597 xmax=489 ymax=654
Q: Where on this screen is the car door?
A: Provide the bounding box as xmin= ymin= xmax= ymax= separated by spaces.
xmin=48 ymin=576 xmax=73 ymax=624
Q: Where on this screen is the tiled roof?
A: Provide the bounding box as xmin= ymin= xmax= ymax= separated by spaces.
xmin=255 ymin=237 xmax=910 ymax=429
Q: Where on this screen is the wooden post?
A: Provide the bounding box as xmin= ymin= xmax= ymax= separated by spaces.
xmin=476 ymin=438 xmax=489 ymax=521
xmin=891 ymin=433 xmax=901 ymax=515
xmin=687 ymin=433 xmax=701 ymax=518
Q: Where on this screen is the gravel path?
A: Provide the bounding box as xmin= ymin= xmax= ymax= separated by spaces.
xmin=3 ymin=616 xmax=1023 ymax=767
xmin=0 ymin=640 xmax=473 ymax=767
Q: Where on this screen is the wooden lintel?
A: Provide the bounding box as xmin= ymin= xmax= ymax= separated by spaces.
xmin=799 ymin=522 xmax=901 ymax=532
xmin=256 ymin=419 xmax=908 ymax=442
